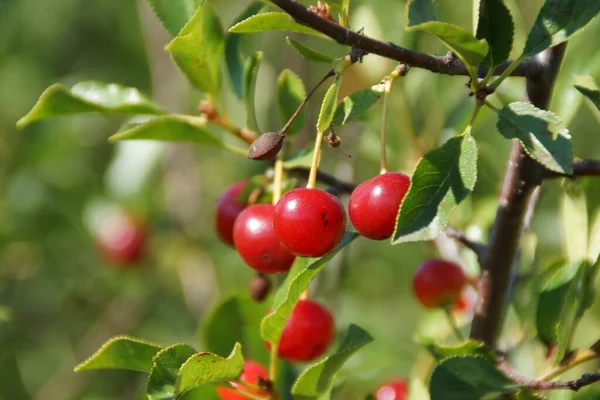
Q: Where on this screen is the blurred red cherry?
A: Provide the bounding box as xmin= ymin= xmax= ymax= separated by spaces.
xmin=374 ymin=379 xmax=408 ymax=400
xmin=217 ymin=360 xmax=269 ymax=400
xmin=97 ymin=210 xmax=146 ymax=266
xmin=216 ymin=180 xmax=248 ymax=246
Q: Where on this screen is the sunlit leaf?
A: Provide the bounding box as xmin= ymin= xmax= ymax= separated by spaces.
xmin=229 ymin=12 xmax=325 ymax=37
xmin=317 ymin=79 xmax=341 ymax=133
xmin=332 ymin=83 xmax=384 ymax=126
xmin=147 ymin=344 xmax=196 ymax=400
xmin=145 ymin=0 xmax=202 ymax=36
xmin=74 ymin=336 xmax=161 ymax=373
xmin=286 ymin=37 xmax=336 ymax=63
xmin=243 ymin=52 xmax=263 ymax=133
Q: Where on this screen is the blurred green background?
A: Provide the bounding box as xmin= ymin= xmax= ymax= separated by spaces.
xmin=1 ymin=0 xmax=600 ymax=399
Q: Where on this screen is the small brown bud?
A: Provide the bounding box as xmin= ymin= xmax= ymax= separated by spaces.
xmin=250 ymin=274 xmax=271 ymax=302
xmin=198 ymin=100 xmax=217 ymax=120
xmin=248 ymin=132 xmax=285 ymax=160
xmin=308 ymin=1 xmax=334 ymax=21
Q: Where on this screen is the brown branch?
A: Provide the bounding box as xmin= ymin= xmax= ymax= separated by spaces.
xmin=499 ymin=360 xmax=600 ymax=392
xmin=444 ymin=226 xmax=486 ymax=260
xmin=544 ymin=159 xmax=600 ymax=179
xmin=287 ymin=167 xmax=356 ymax=193
xmin=470 ymin=43 xmax=568 ymax=347
xmin=271 ymin=0 xmax=539 ymax=77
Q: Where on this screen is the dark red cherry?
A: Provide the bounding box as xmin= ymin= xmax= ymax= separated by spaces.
xmin=217 ymin=360 xmax=269 ymax=400
xmin=275 ymin=299 xmax=335 ymax=362
xmin=216 ymin=180 xmax=248 ymax=247
xmin=349 ymin=172 xmax=410 ymax=240
xmin=233 ymin=204 xmax=295 ymax=274
xmin=412 ymin=259 xmax=467 ymax=308
xmin=374 ymin=379 xmax=408 ymax=400
xmin=273 ymin=188 xmax=346 ymax=257
xmin=97 ymin=210 xmax=146 ymax=266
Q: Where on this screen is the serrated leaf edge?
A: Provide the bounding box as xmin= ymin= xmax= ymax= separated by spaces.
xmin=74 ymin=335 xmax=162 ymax=372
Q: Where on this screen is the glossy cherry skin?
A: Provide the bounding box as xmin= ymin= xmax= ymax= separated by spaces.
xmin=270 ymin=299 xmax=335 ymax=362
xmin=374 ymin=379 xmax=408 ymax=400
xmin=412 ymin=259 xmax=467 ymax=308
xmin=273 ymin=188 xmax=346 ymax=257
xmin=233 ymin=204 xmax=295 ymax=274
xmin=217 ymin=360 xmax=269 ymax=400
xmin=216 ymin=180 xmax=248 ymax=247
xmin=97 ymin=211 xmax=146 ymax=266
xmin=349 ymin=172 xmax=410 ymax=240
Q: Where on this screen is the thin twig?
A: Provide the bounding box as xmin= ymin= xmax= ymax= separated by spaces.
xmin=271 ymin=0 xmax=538 ymax=77
xmin=444 ymin=226 xmax=486 ymax=260
xmin=499 ymin=360 xmax=600 ymax=392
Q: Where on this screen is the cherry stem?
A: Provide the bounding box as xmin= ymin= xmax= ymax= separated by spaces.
xmin=300 ymin=289 xmax=309 ymax=300
xmin=306 ymin=124 xmax=326 ymax=189
xmin=280 ymin=69 xmax=335 ymax=136
xmin=269 ymin=344 xmax=278 ymax=383
xmin=273 ymin=158 xmax=284 ymax=204
xmin=380 ymin=78 xmax=393 ymax=174
xmin=212 ymin=115 xmax=257 ymax=145
xmin=444 ymin=305 xmax=465 ymax=342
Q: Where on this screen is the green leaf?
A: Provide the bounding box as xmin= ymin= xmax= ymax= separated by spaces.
xmin=497 ymin=101 xmax=573 ymax=174
xmin=175 ymin=343 xmax=244 ymax=397
xmin=261 ymin=232 xmax=360 ymax=345
xmin=418 ymin=337 xmax=495 ymax=361
xmin=523 ymin=0 xmax=600 ymax=57
xmin=291 ymin=324 xmax=373 ymax=399
xmin=392 ymin=135 xmax=478 ymax=244
xmin=166 ymin=2 xmax=224 ymax=95
xmin=147 ymin=344 xmax=197 ymax=400
xmin=561 ymin=182 xmax=588 ymax=262
xmin=407 ymin=22 xmax=489 ymax=71
xmin=229 ymin=12 xmax=325 ymax=37
xmin=476 ymin=0 xmax=514 ymax=67
xmin=429 ymin=356 xmax=514 ymax=400
xmin=283 ymin=148 xmax=314 ymax=169
xmin=201 ymin=295 xmax=270 ymax=365
xmin=226 ymin=3 xmax=264 ymax=98
xmin=145 ymin=0 xmax=202 ymax=36
xmin=575 ymin=84 xmax=600 ymax=113
xmin=317 ymin=80 xmax=341 ymax=133
xmin=74 ymin=336 xmax=162 ymax=373
xmin=332 ymin=84 xmax=385 ymax=126
xmin=243 ymin=52 xmax=263 ymax=133
xmin=17 ymin=82 xmax=164 ymax=128
xmin=536 ymin=259 xmax=594 ymax=362
xmin=277 ymin=69 xmax=306 ymax=134
xmin=286 ymin=37 xmax=336 ymax=63
xmin=0 ymin=305 xmax=12 ymax=323
xmin=406 ymin=0 xmax=442 ymax=26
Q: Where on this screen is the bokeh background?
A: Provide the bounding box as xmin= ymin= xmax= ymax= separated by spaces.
xmin=1 ymin=0 xmax=600 ymax=399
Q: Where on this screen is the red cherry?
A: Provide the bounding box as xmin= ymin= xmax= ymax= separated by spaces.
xmin=412 ymin=259 xmax=467 ymax=308
xmin=273 ymin=188 xmax=346 ymax=257
xmin=374 ymin=379 xmax=408 ymax=400
xmin=274 ymin=299 xmax=335 ymax=362
xmin=217 ymin=360 xmax=269 ymax=400
xmin=233 ymin=204 xmax=295 ymax=274
xmin=216 ymin=180 xmax=248 ymax=246
xmin=97 ymin=211 xmax=146 ymax=266
xmin=349 ymin=172 xmax=410 ymax=240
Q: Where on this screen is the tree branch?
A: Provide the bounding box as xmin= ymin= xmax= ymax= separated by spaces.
xmin=444 ymin=226 xmax=486 ymax=260
xmin=271 ymin=0 xmax=539 ymax=77
xmin=544 ymin=159 xmax=600 ymax=179
xmin=469 ymin=43 xmax=568 ymax=347
xmin=499 ymin=360 xmax=600 ymax=392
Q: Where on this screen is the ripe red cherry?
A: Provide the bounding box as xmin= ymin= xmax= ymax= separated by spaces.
xmin=272 ymin=299 xmax=335 ymax=362
xmin=374 ymin=379 xmax=408 ymax=400
xmin=412 ymin=259 xmax=467 ymax=308
xmin=349 ymin=172 xmax=410 ymax=240
xmin=97 ymin=210 xmax=146 ymax=266
xmin=233 ymin=204 xmax=295 ymax=274
xmin=217 ymin=360 xmax=269 ymax=400
xmin=215 ymin=180 xmax=248 ymax=246
xmin=273 ymin=188 xmax=346 ymax=257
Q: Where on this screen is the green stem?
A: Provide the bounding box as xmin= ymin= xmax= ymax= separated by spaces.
xmin=444 ymin=306 xmax=465 ymax=342
xmin=490 ymin=54 xmax=527 ymax=90
xmin=269 ymin=345 xmax=278 ymax=383
xmin=380 ymin=78 xmax=393 ymax=174
xmin=539 ymin=349 xmax=600 ymax=382
xmin=484 ymin=99 xmax=501 ymax=113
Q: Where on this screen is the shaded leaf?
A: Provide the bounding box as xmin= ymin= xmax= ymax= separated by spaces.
xmin=17 ymin=82 xmax=164 ymax=128
xmin=277 ymin=69 xmax=306 ymax=134
xmin=261 ymin=233 xmax=360 ymax=345
xmin=523 ymin=0 xmax=600 ymax=57
xmin=476 ymin=0 xmax=514 ymax=67
xmin=243 ymin=52 xmax=263 ymax=133
xmin=283 ymin=148 xmax=314 ymax=169
xmin=147 ymin=344 xmax=196 ymax=400
xmin=332 ymin=84 xmax=384 ymax=126
xmin=229 ymin=12 xmax=325 ymax=37
xmin=166 ymin=2 xmax=224 ymax=95
xmin=406 ymin=0 xmax=442 ymax=26
xmin=175 ymin=343 xmax=244 ymax=397
xmin=429 ymin=356 xmax=514 ymax=400
xmin=497 ymin=101 xmax=573 ymax=174
xmin=291 ymin=324 xmax=373 ymax=399
xmin=226 ymin=3 xmax=264 ymax=98
xmin=317 ymin=80 xmax=341 ymax=133
xmin=74 ymin=336 xmax=161 ymax=373
xmin=418 ymin=337 xmax=495 ymax=361
xmin=561 ymin=181 xmax=588 ymax=262
xmin=145 ymin=0 xmax=202 ymax=36
xmin=575 ymin=84 xmax=600 ymax=113
xmin=286 ymin=37 xmax=336 ymax=63
xmin=392 ymin=135 xmax=478 ymax=244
